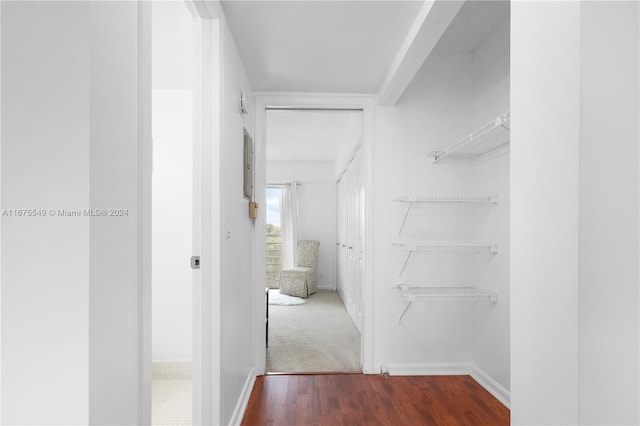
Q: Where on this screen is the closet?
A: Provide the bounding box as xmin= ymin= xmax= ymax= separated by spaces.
xmin=392 ymin=112 xmax=510 ymax=323
xmin=376 ymin=1 xmax=510 ymax=402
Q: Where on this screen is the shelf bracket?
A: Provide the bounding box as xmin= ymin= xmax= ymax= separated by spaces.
xmin=397 ymin=301 xmax=412 ymax=324
xmin=430 ymin=151 xmax=445 ymax=164
xmin=398 ymin=250 xmax=413 ymax=277
xmin=398 ymin=201 xmax=413 ymax=235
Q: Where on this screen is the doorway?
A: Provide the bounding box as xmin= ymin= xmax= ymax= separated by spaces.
xmin=255 ymin=97 xmax=375 ymax=375
xmin=151 ymin=2 xmax=195 ymax=424
xmin=142 ymin=1 xmax=221 ymax=424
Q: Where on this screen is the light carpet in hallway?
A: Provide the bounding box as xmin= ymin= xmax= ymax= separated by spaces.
xmin=267 ymin=289 xmax=361 ymax=373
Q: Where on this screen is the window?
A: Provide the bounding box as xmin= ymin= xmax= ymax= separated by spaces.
xmin=265 ymin=187 xmax=283 ymax=288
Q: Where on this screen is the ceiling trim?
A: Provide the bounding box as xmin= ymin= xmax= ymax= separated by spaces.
xmin=377 ymin=0 xmax=465 ymax=106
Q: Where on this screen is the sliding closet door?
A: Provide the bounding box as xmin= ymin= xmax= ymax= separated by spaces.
xmin=336 ymin=148 xmax=364 ymax=333
xmin=336 ymin=176 xmax=347 ymax=298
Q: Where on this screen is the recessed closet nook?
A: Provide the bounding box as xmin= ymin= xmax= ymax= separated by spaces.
xmin=373 ymin=2 xmax=510 ymax=402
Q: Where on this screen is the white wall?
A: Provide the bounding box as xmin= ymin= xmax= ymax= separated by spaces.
xmin=374 ymin=52 xmax=478 ymax=371
xmin=469 ymin=17 xmax=510 ymax=396
xmin=217 ymin=18 xmax=255 ymax=426
xmin=267 ymin=160 xmax=333 ymax=183
xmin=1 ymin=2 xmax=144 ymax=424
xmin=578 ymin=1 xmax=639 ymax=424
xmin=512 ymin=2 xmax=640 ymax=424
xmin=511 ymin=1 xmax=637 ymax=424
xmin=1 ymin=3 xmax=90 ymax=423
xmin=511 ymin=3 xmax=581 ymax=422
xmin=152 ymin=90 xmax=193 ymax=361
xmin=267 ymin=160 xmax=336 ymax=289
xmin=88 ymin=3 xmax=143 ymax=423
xmin=151 ymin=1 xmax=194 ymax=363
xmin=152 ymin=1 xmax=193 ymax=91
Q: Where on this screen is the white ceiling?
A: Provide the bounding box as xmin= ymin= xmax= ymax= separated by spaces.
xmin=221 ymin=1 xmax=422 ymax=93
xmin=221 ymin=0 xmax=510 ymax=94
xmin=227 ymin=1 xmax=509 ymax=162
xmin=266 ymin=110 xmax=360 ymax=162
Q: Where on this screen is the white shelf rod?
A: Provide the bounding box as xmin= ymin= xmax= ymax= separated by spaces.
xmin=430 ymin=112 xmax=510 ymax=164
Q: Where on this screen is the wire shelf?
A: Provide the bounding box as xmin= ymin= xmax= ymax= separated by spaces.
xmin=393 ymin=242 xmax=498 ymax=253
xmin=392 ymin=285 xmax=497 ymax=323
xmin=393 ymin=194 xmax=498 ymax=204
xmin=394 ymin=195 xmax=497 ymax=235
xmin=393 ymin=242 xmax=497 ymax=277
xmin=397 ymin=286 xmax=497 ymax=302
xmin=429 ymin=112 xmax=510 ymax=163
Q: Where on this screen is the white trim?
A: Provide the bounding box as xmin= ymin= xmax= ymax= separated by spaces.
xmin=0 ymin=1 xmax=4 ymax=421
xmin=361 ymin=96 xmax=376 ymax=374
xmin=253 ymin=92 xmax=376 ymax=375
xmin=386 ymin=362 xmax=471 ymax=376
xmin=227 ymin=368 xmax=256 ymax=426
xmin=191 ymin=13 xmax=208 ymax=426
xmin=137 ymin=1 xmax=152 ymax=424
xmin=316 ymin=284 xmax=335 ymax=291
xmin=209 ymin=16 xmax=223 ymax=426
xmin=253 ymin=96 xmax=268 ymax=376
xmin=470 ymin=364 xmax=511 ymax=409
xmin=193 ymin=12 xmax=219 ymax=426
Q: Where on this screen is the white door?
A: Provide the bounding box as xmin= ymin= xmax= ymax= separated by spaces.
xmin=336 ymin=176 xmax=347 ymax=297
xmin=349 ymin=149 xmax=363 ymax=332
xmin=337 ymin=148 xmax=363 ymax=333
xmin=146 ymin=4 xmax=215 ymax=425
xmin=191 ymin=14 xmax=216 ymax=426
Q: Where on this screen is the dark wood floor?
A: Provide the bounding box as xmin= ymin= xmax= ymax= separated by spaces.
xmin=241 ymin=374 xmax=509 ymax=426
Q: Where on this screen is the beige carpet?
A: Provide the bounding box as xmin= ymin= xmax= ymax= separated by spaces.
xmin=267 ymin=289 xmax=361 ymax=373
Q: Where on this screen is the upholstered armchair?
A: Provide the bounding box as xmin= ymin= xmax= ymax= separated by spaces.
xmin=279 ymin=240 xmax=320 ymax=298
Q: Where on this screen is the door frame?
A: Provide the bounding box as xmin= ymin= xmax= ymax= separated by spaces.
xmin=139 ymin=2 xmax=219 ymax=424
xmin=253 ymin=93 xmax=376 ymax=375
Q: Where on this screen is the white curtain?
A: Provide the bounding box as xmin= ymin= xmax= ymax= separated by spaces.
xmin=279 ymin=182 xmax=299 ymax=269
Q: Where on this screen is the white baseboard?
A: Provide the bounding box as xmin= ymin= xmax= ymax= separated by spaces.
xmin=469 ymin=364 xmax=510 ymax=409
xmin=152 ymin=361 xmax=192 ymax=379
xmin=386 ymin=362 xmax=471 ymax=376
xmin=228 ymin=368 xmax=256 ymax=426
xmin=378 ymin=362 xmax=510 ymax=409
xmin=316 ymin=284 xmax=334 ymax=290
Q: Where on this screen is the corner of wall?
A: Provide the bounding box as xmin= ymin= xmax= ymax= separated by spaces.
xmin=470 ymin=364 xmax=510 ymax=409
xmin=227 ymin=368 xmax=256 ymax=426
